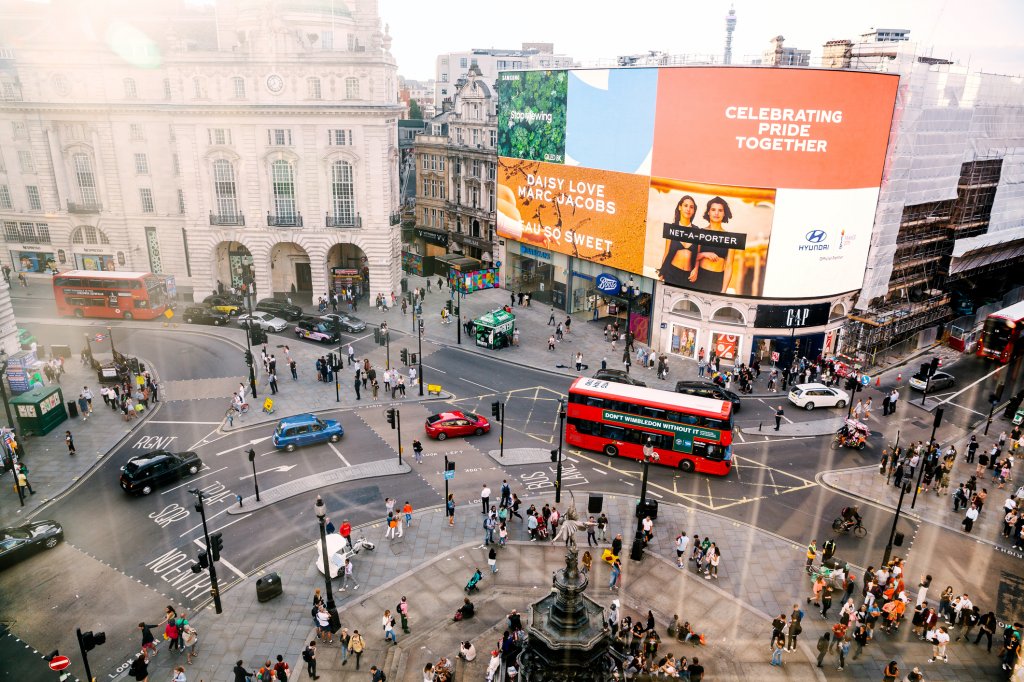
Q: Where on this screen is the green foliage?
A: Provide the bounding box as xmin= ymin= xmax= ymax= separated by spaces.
xmin=407 ymin=99 xmax=423 ymax=120
xmin=498 ymin=70 xmax=567 ymax=163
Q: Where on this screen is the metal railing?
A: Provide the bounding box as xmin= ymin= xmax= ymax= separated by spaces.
xmin=326 ymin=214 xmax=361 ymax=228
xmin=209 ymin=213 xmax=245 ymax=226
xmin=267 ymin=212 xmax=303 ymax=228
xmin=67 ymin=200 xmax=102 ymax=214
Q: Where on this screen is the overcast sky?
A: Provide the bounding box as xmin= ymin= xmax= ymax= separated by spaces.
xmin=379 ymin=0 xmax=1024 ymax=81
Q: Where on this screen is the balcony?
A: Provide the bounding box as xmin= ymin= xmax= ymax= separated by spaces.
xmin=326 ymin=213 xmax=361 ymax=228
xmin=67 ymin=200 xmax=102 ymax=214
xmin=267 ymin=212 xmax=303 ymax=228
xmin=209 ymin=213 xmax=245 ymax=226
xmin=389 ymin=212 xmax=402 ymax=226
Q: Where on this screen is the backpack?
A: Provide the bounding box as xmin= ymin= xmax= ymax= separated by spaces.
xmin=302 ymin=648 xmax=312 ymax=663
xmin=380 ymin=673 xmax=387 ymax=682
xmin=276 ymin=665 xmax=288 ymax=682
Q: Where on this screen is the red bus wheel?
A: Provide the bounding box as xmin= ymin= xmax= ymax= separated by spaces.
xmin=74 ymin=309 xmax=84 ymax=318
xmin=123 ymin=312 xmax=134 ymax=320
xmin=603 ymin=444 xmax=618 ymax=457
xmin=679 ymin=459 xmax=695 ymax=473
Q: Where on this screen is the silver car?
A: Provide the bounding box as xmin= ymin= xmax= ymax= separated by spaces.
xmin=237 ymin=311 xmax=288 ymax=333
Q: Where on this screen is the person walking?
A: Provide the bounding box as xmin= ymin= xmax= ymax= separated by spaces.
xmin=488 ymin=546 xmax=498 ymax=573
xmin=805 ymin=540 xmax=817 ymax=573
xmin=383 ymin=609 xmax=398 ymax=644
xmin=882 ymin=660 xmax=899 ymax=682
xmin=837 ymin=636 xmax=849 ymax=671
xmin=963 ymin=503 xmax=980 ymax=533
xmin=348 ymin=630 xmax=365 ymax=670
xmin=303 ymin=640 xmax=319 ymax=679
xmin=17 ymin=467 xmax=34 ymax=495
xmin=268 ymin=372 xmax=278 ymax=395
xmin=609 ymin=557 xmax=622 ymax=590
xmin=338 ymin=627 xmax=351 ymax=666
xmin=815 ymin=632 xmax=830 ymax=668
xmin=786 ymin=612 xmax=803 ymax=652
xmin=447 ymin=494 xmax=455 ymax=526
xmin=65 ymin=430 xmax=76 ymax=456
xmin=775 ymin=406 xmax=784 ymax=431
xmin=386 ymin=512 xmax=398 ymax=539
xmin=770 ymin=637 xmax=785 ymax=666
xmin=412 ymin=439 xmax=423 ymax=464
xmin=399 ymin=596 xmax=410 ymax=633
xmin=480 ymin=484 xmax=491 ymax=514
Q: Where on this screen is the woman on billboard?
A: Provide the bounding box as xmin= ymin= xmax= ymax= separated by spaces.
xmin=688 ymin=197 xmax=735 ymax=294
xmin=657 ymin=195 xmax=698 ymax=287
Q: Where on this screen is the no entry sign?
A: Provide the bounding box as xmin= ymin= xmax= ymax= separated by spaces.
xmin=48 ymin=655 xmax=71 ymax=670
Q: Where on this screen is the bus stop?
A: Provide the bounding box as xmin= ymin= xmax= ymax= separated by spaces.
xmin=473 ymin=309 xmax=515 ymax=350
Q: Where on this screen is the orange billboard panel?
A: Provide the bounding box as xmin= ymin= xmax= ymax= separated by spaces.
xmin=496 ymin=158 xmax=651 ymax=273
xmin=651 ymin=68 xmax=899 ymax=190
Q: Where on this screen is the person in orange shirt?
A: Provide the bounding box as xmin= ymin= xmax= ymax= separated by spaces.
xmin=403 ymin=501 xmax=413 ymax=528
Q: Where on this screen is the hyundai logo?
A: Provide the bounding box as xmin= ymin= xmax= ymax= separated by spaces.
xmin=805 ymin=230 xmax=827 ymax=243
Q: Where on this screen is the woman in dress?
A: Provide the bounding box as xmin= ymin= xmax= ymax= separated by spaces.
xmin=657 ymin=195 xmax=698 ymax=287
xmin=689 ymin=196 xmax=736 ymax=294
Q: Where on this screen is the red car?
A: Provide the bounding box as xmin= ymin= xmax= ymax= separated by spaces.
xmin=425 ymin=411 xmax=490 ymax=440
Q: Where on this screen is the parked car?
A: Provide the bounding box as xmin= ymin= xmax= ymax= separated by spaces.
xmin=273 ymin=413 xmax=344 ymax=451
xmin=255 ymin=298 xmax=304 ymax=321
xmin=592 ymin=369 xmax=647 ymax=387
xmin=425 ymin=411 xmax=490 ymax=440
xmin=319 ymin=313 xmax=367 ymax=333
xmin=675 ymin=380 xmax=742 ymax=412
xmin=183 ymin=306 xmax=230 ymax=326
xmin=788 ymin=383 xmax=850 ymax=411
xmin=120 ymin=450 xmax=203 ymax=495
xmin=238 ymin=311 xmax=289 ymax=333
xmin=0 ymin=520 xmax=64 ymax=569
xmin=909 ymin=370 xmax=955 ymax=392
xmin=202 ymin=294 xmax=243 ymax=316
xmin=295 ymin=319 xmax=340 ymax=344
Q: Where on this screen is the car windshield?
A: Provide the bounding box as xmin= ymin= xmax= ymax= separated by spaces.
xmin=464 ymin=413 xmax=480 ymax=422
xmin=0 ymin=528 xmax=31 ymax=540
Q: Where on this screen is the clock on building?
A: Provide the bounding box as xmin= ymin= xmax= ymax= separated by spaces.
xmin=266 ymin=74 xmax=284 ymax=94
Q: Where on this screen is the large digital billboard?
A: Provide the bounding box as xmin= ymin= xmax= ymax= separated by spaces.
xmin=497 ymin=67 xmax=899 ymax=299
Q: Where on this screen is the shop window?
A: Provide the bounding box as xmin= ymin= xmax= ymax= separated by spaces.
xmin=711 ymin=306 xmax=745 ymax=325
xmin=671 ymin=299 xmax=702 ymax=319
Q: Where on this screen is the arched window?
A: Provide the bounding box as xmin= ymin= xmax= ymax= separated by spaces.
xmin=212 ymin=160 xmax=238 ymax=218
xmin=330 ymin=160 xmax=355 ymax=226
xmin=72 ymin=154 xmax=98 ymax=206
xmin=711 ymin=306 xmax=745 ymax=325
xmin=830 ymin=303 xmax=847 ymax=321
xmin=71 ymin=226 xmax=109 ymax=245
xmin=671 ymin=299 xmax=702 ymax=319
xmin=271 ymin=160 xmax=296 ymax=221
xmin=123 ymin=78 xmax=138 ymax=99
xmin=345 ymin=77 xmax=359 ymax=100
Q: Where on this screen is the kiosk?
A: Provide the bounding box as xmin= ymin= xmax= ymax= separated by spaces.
xmin=473 ymin=309 xmax=515 ymax=350
xmin=10 ymin=385 xmax=67 ymax=436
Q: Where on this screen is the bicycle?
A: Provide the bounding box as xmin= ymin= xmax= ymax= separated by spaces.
xmin=831 ymin=517 xmax=867 ymax=538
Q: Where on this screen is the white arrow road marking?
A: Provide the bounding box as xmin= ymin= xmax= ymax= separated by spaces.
xmin=239 ymin=464 xmax=296 ymax=480
xmin=214 ymin=436 xmax=273 ymax=457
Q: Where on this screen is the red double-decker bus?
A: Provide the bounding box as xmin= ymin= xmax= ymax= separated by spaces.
xmin=53 ymin=271 xmax=173 ymax=320
xmin=977 ymin=300 xmax=1024 ymax=363
xmin=566 ymin=377 xmax=734 ymax=475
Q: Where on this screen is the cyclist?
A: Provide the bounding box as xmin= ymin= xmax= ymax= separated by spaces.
xmin=840 ymin=505 xmax=863 ymax=530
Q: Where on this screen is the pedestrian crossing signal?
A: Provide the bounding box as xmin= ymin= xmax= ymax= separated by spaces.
xmin=400 ymin=349 xmax=409 ymax=365
xmin=491 ymin=401 xmax=501 ymax=419
xmin=386 ymin=408 xmax=397 ymax=428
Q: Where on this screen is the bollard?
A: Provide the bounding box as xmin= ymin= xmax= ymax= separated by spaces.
xmin=759 ymin=422 xmax=763 ymax=431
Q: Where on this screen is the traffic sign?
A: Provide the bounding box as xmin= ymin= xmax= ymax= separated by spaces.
xmin=443 ymin=469 xmax=454 ymax=481
xmin=93 ymin=334 xmax=106 ymax=342
xmin=164 ymin=308 xmax=174 ymax=319
xmin=48 ymin=656 xmax=71 ymax=671
xmin=860 ymin=375 xmax=870 ymax=386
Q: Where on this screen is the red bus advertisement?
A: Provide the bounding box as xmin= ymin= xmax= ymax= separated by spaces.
xmin=566 ymin=377 xmax=734 ymax=475
xmin=53 ymin=271 xmax=174 ymax=320
xmin=977 ymin=300 xmax=1024 ymax=363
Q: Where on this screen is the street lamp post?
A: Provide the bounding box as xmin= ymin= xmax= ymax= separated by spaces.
xmin=243 ymin=297 xmax=258 ymax=400
xmin=911 ymin=408 xmax=943 ymax=509
xmin=188 ymin=488 xmax=223 ymax=614
xmin=333 ymin=352 xmax=340 ymax=402
xmin=882 ymin=480 xmax=913 ymax=567
xmin=624 ymin=278 xmax=637 ymax=372
xmin=629 ymin=440 xmax=659 ymax=561
xmin=314 ymin=495 xmax=340 ymax=631
xmin=248 ymin=448 xmax=260 ymax=502
xmin=554 ymin=398 xmax=566 ymax=503
xmin=417 ymin=318 xmax=424 ymax=397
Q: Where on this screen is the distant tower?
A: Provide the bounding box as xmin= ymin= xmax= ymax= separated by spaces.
xmin=724 ymin=5 xmax=737 ymax=65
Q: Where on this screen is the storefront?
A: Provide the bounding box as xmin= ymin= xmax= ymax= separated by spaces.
xmin=565 ymin=263 xmax=655 ymax=343
xmin=451 ymin=232 xmax=493 ymax=264
xmin=11 ymin=250 xmax=57 ymax=273
xmin=409 ymin=227 xmax=449 ymax=276
xmin=74 ymin=252 xmax=118 ymax=271
xmin=330 ymin=267 xmax=365 ymax=298
xmin=505 ymin=241 xmax=563 ymax=307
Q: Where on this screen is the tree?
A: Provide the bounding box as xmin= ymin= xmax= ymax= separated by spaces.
xmin=408 ymin=99 xmax=423 ymax=120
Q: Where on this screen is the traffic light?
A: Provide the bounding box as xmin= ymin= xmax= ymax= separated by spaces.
xmin=454 ymin=305 xmax=460 ymax=316
xmin=400 ymin=348 xmax=409 ymax=365
xmin=79 ymin=631 xmax=106 ymax=651
xmin=386 ymin=408 xmax=396 ymax=429
xmin=445 ymin=459 xmax=455 ymax=473
xmin=929 ymin=357 xmax=940 ymax=377
xmin=550 ymin=449 xmax=558 ymax=462
xmin=245 ymin=350 xmax=254 ymax=366
xmin=445 ymin=300 xmax=453 ymax=314
xmin=491 ymin=401 xmax=501 ymax=419
xmin=374 ymin=327 xmax=381 ymax=344
xmin=920 ymin=362 xmax=930 ymax=380
xmin=251 ymin=328 xmax=268 ymax=345
xmin=191 ymin=550 xmax=209 ymax=573
xmin=210 ymin=532 xmax=224 ymax=562
xmin=411 ymin=353 xmax=418 ymax=364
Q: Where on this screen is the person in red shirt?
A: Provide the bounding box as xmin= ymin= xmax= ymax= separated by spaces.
xmin=340 ymin=520 xmax=351 ymax=544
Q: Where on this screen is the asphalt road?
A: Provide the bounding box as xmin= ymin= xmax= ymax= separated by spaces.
xmin=4 ymin=304 xmax=1023 ymax=676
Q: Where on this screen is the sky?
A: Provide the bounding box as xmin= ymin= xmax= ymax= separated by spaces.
xmin=379 ymin=0 xmax=1024 ymax=81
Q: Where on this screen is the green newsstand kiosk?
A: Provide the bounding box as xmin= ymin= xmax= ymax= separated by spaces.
xmin=473 ymin=309 xmax=515 ymax=350
xmin=10 ymin=385 xmax=68 ymax=436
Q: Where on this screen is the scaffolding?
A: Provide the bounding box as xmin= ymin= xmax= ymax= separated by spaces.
xmin=949 ymin=159 xmax=1003 ymax=239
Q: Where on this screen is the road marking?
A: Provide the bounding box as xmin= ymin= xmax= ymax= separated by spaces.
xmin=592 ymin=467 xmax=608 ymax=475
xmin=329 ymin=442 xmax=351 ymax=466
xmin=161 ymin=467 xmax=228 ymax=494
xmin=148 ymin=420 xmax=223 ymax=425
xmin=943 ymin=402 xmax=988 ymax=417
xmin=213 ymin=436 xmax=273 ymax=457
xmin=240 ymin=464 xmax=296 ymax=480
xmin=736 ymin=431 xmax=747 ymax=443
xmin=647 ymin=490 xmax=664 ymax=499
xmin=460 ymin=377 xmax=493 ymax=390
xmin=193 ymin=537 xmax=248 ymax=580
xmin=937 ymin=363 xmax=1004 ymax=406
xmin=179 ymin=505 xmax=234 ymax=537
xmin=423 ymin=365 xmax=447 ymax=374
xmin=621 ymin=480 xmax=635 ymax=487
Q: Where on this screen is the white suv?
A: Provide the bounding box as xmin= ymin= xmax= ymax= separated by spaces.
xmin=788 ymin=383 xmax=849 ymax=411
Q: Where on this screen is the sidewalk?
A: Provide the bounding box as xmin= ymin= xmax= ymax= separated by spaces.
xmin=0 ymin=355 xmax=154 ymax=528
xmin=136 ymin=492 xmax=1004 ymax=682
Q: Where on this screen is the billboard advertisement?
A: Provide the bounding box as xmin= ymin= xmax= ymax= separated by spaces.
xmin=497 ymin=67 xmax=899 ymax=300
